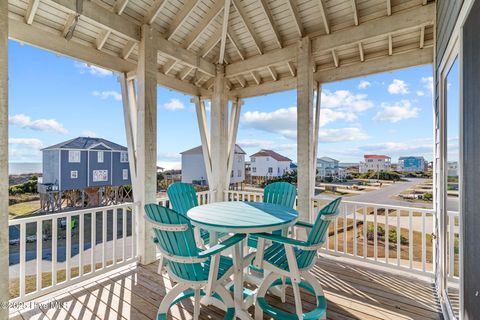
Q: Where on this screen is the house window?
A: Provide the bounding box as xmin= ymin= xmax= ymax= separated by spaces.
xmin=237 ymin=170 xmax=241 ymax=177
xmin=93 ymin=170 xmax=108 ymax=182
xmin=252 ymin=167 xmax=256 ymax=173
xmin=251 ymin=157 xmax=255 ymax=162
xmin=69 ymin=150 xmax=81 ymax=163
xmin=120 ymin=152 xmax=128 ymax=163
xmin=98 ymin=151 xmax=104 ymax=163
xmin=277 ymin=167 xmax=280 ymax=174
xmin=70 ymin=170 xmax=78 ymax=179
xmin=123 ymin=169 xmax=129 ymax=180
xmin=237 ymin=156 xmax=242 ymax=162
xmin=231 ymin=171 xmax=234 ymax=177
xmin=268 ymin=167 xmax=273 ymax=174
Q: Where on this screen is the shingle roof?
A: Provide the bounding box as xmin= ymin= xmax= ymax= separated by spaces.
xmin=364 ymin=154 xmax=390 ymax=159
xmin=42 ymin=137 xmax=127 ymax=151
xmin=250 ymin=149 xmax=291 ymax=162
xmin=319 ymin=156 xmax=338 ymax=162
xmin=181 ymin=144 xmax=246 ymax=155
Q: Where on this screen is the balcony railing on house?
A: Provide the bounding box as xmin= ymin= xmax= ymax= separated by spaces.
xmin=8 ymin=202 xmax=137 ymax=302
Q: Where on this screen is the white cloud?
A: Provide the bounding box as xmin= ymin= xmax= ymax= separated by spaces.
xmin=373 ymin=100 xmax=420 ymax=123
xmin=318 ymin=128 xmax=369 ymax=143
xmin=9 ymin=138 xmax=43 ymax=149
xmin=358 ymin=81 xmax=371 ymax=89
xmin=421 ymin=76 xmax=433 ymax=95
xmin=163 ymin=98 xmax=185 ymax=111
xmin=242 ymin=107 xmax=298 ymax=139
xmin=9 ymin=114 xmax=68 ymax=135
xmin=388 ymin=79 xmax=409 ymax=95
xmin=416 ymin=91 xmax=425 ymax=96
xmin=92 ymin=90 xmax=122 ymax=101
xmin=237 ymin=139 xmax=274 ymax=149
xmin=157 ymin=161 xmax=181 ymax=170
xmin=321 ymin=90 xmax=373 ymax=112
xmin=81 ymin=130 xmax=97 ymax=137
xmin=358 ymin=140 xmax=433 ymax=157
xmin=74 ymin=62 xmax=113 ymax=77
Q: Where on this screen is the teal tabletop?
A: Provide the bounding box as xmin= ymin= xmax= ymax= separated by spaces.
xmin=187 ymin=201 xmax=299 ymax=234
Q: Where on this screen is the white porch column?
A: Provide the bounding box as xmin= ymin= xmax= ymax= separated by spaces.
xmin=0 ymin=0 xmax=8 ymax=315
xmin=296 ymin=37 xmax=315 ymax=228
xmin=210 ymin=65 xmax=229 ymax=201
xmin=135 ymin=25 xmax=157 ymax=264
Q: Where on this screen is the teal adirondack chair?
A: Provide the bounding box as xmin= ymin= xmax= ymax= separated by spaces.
xmin=167 ymin=182 xmax=211 ymax=246
xmin=145 ymin=203 xmax=244 ymax=320
xmin=248 ymin=182 xmax=297 ymax=248
xmin=252 ymin=197 xmax=342 ymax=320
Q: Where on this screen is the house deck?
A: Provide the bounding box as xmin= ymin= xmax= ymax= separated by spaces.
xmin=9 ymin=255 xmax=444 ymax=320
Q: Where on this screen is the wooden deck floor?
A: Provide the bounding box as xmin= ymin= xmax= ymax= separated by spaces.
xmin=10 ymin=256 xmax=444 ymax=320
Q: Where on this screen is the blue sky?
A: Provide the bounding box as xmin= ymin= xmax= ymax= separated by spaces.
xmin=8 ymin=40 xmax=434 ymax=169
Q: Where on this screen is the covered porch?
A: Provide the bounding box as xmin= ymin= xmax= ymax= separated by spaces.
xmin=0 ymin=0 xmax=477 ymax=319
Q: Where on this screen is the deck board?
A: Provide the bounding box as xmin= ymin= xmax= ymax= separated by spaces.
xmin=10 ymin=256 xmax=443 ymax=320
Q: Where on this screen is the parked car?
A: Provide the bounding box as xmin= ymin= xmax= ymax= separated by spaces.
xmin=9 ymin=238 xmax=20 ymax=245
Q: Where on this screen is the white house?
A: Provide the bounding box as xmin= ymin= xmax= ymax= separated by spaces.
xmin=359 ymin=155 xmax=391 ymax=173
xmin=181 ymin=144 xmax=246 ymax=186
xmin=250 ymin=149 xmax=292 ymax=179
xmin=316 ymin=157 xmax=341 ymax=178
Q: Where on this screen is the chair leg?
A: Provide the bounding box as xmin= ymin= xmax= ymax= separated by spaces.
xmin=157 ymin=282 xmax=191 ymax=317
xmin=256 ymin=272 xmax=280 ymax=320
xmin=157 ymin=254 xmax=165 ymax=274
xmin=291 ymin=280 xmax=303 ymax=319
xmin=280 ymin=276 xmax=286 ymax=303
xmin=194 ymin=289 xmax=201 ymax=320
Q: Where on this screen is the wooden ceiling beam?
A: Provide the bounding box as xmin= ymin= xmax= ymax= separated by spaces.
xmin=201 ymin=28 xmax=222 ymax=58
xmin=258 ymin=0 xmax=282 ymax=48
xmin=331 ymin=49 xmax=339 ymax=67
xmin=144 ymin=0 xmax=168 ymax=25
xmin=351 ymin=0 xmax=359 ymax=26
xmin=219 ymin=0 xmax=232 ymax=64
xmin=388 ymin=34 xmax=393 ymax=55
xmin=420 ymin=26 xmax=425 ymax=48
xmin=96 ymin=29 xmax=111 ymax=50
xmin=267 ymin=66 xmax=278 ymax=81
xmin=250 ymin=71 xmax=261 ymax=85
xmin=358 ymin=42 xmax=364 ymax=61
xmin=227 ymin=31 xmax=245 ymax=60
xmin=287 ymin=60 xmax=296 ymax=77
xmin=115 ymin=0 xmax=129 ymax=15
xmin=387 ymin=0 xmax=392 ymax=16
xmin=317 ymin=0 xmax=330 ymax=34
xmin=226 ymin=3 xmax=434 ymax=77
xmin=62 ymin=13 xmax=77 ymax=38
xmin=25 ymin=0 xmax=41 ymax=24
xmin=166 ymin=0 xmax=197 ymax=40
xmin=184 ymin=0 xmax=224 ymax=50
xmin=232 ymin=0 xmax=263 ymax=54
xmin=286 ymin=0 xmax=304 ymax=37
xmin=122 ymin=40 xmax=136 ymax=59
xmin=163 ymin=59 xmax=177 ymax=74
xmin=179 ymin=66 xmax=195 ymax=80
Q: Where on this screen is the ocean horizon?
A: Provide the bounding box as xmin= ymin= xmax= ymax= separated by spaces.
xmin=9 ymin=162 xmax=42 ymax=175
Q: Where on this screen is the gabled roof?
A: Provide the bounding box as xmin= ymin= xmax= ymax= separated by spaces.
xmin=398 ymin=156 xmax=425 ymax=160
xmin=181 ymin=144 xmax=246 ymax=155
xmin=251 ymin=149 xmax=291 ymax=162
xmin=43 ymin=137 xmax=127 ymax=151
xmin=364 ymin=154 xmax=391 ymax=159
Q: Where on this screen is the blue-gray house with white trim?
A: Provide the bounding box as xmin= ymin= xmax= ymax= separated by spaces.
xmin=41 ymin=137 xmax=131 ymax=191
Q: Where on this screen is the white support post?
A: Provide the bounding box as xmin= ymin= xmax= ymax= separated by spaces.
xmin=296 ymin=37 xmax=315 ymax=234
xmin=0 ymin=0 xmax=8 ymax=315
xmin=119 ymin=74 xmax=138 ymax=184
xmin=210 ymin=65 xmax=229 ymax=201
xmin=227 ymin=98 xmax=242 ymax=181
xmin=312 ymin=82 xmax=321 ymax=213
xmin=193 ymin=96 xmax=213 ymax=185
xmin=135 ymin=25 xmax=157 ymax=264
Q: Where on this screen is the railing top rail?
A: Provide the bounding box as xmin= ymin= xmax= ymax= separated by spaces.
xmin=312 ymin=197 xmax=435 ymax=214
xmin=9 ymin=202 xmax=134 ymax=225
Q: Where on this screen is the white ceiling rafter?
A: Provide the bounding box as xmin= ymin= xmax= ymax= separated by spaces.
xmin=166 ymin=0 xmax=197 ymax=40
xmin=286 ymin=0 xmax=304 ymax=37
xmin=258 ymin=0 xmax=282 ymax=48
xmin=227 ymin=31 xmax=245 ymax=60
xmin=115 ymin=0 xmax=129 ymax=15
xmin=317 ymin=0 xmax=330 ymax=34
xmin=25 ymin=0 xmax=41 ymax=24
xmin=351 ymin=0 xmax=359 ymax=26
xmin=144 ymin=0 xmax=168 ymax=25
xmin=232 ymin=0 xmax=263 ymax=55
xmin=184 ymin=0 xmax=224 ymax=50
xmin=219 ymin=0 xmax=232 ymax=64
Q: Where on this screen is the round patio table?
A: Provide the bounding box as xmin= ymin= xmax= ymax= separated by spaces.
xmin=187 ymin=201 xmax=299 ymax=320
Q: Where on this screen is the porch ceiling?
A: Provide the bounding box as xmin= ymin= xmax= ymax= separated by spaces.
xmin=8 ymin=0 xmax=435 ymax=98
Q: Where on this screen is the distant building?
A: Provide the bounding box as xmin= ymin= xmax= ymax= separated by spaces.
xmin=447 ymin=161 xmax=459 ymax=177
xmin=398 ymin=156 xmax=426 ymax=172
xmin=316 ymin=157 xmax=341 ymax=178
xmin=359 ymin=155 xmax=391 ymax=173
xmin=250 ymin=149 xmax=292 ymax=180
xmin=41 ymin=137 xmax=131 ymax=191
xmin=181 ymin=144 xmax=246 ymax=186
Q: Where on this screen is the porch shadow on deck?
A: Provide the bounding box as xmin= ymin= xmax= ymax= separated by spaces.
xmin=10 ymin=255 xmax=443 ymax=320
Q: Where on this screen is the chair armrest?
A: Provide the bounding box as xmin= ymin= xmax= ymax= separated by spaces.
xmin=253 ymin=233 xmax=323 ymax=250
xmin=295 ymin=221 xmax=313 ymax=229
xmin=198 ymin=234 xmax=246 ymax=258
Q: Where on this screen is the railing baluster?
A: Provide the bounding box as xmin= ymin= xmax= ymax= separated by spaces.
xmin=343 ymin=204 xmax=347 ymax=254
xmin=422 ymin=211 xmax=427 ymax=272
xmin=122 ymin=207 xmax=127 ymax=262
xmin=132 ymin=204 xmax=137 ymax=258
xmin=397 ymin=209 xmax=401 ymax=267
xmin=385 ymin=207 xmax=389 ymax=264
xmin=374 ymin=208 xmax=378 ymax=261
xmin=79 ymin=214 xmax=84 ymax=277
xmin=36 ymin=221 xmax=42 ymax=293
xmin=113 ymin=208 xmax=118 ymax=265
xmin=363 ymin=206 xmax=367 ymax=259
xmin=66 ymin=216 xmax=71 ymax=282
xmin=409 ymin=210 xmax=413 ymax=270
xmin=353 ymin=204 xmax=357 ymax=257
xmin=448 ymin=212 xmax=455 ymax=278
xmin=19 ymin=223 xmax=26 ymax=299
xmin=52 ymin=217 xmax=57 ymax=286
xmin=102 ymin=210 xmax=107 ymax=268
xmin=91 ymin=212 xmax=96 ymax=272
xmin=334 ymin=212 xmax=338 ymax=253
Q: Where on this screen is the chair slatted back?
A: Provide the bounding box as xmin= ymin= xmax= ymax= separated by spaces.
xmin=263 ymin=182 xmax=296 ymax=208
xmin=144 ymin=204 xmax=207 ymax=281
xmin=297 ymin=197 xmax=342 ymax=268
xmin=167 ymin=182 xmax=199 ymax=215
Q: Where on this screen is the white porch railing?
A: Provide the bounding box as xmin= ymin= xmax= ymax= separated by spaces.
xmin=8 ymin=202 xmax=137 ymax=302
